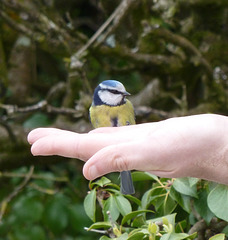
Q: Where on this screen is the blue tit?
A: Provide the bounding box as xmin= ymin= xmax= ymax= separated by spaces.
xmin=89 ymin=80 xmax=135 ymax=195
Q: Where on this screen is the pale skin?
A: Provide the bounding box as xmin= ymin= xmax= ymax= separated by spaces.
xmin=27 ymin=114 xmax=228 ymax=185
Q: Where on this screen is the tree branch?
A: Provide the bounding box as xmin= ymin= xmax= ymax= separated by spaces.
xmin=0 ymin=9 xmax=35 ymax=38
xmin=141 ymin=22 xmax=213 ymax=76
xmin=99 ymin=45 xmax=182 ymax=72
xmin=0 ymin=165 xmax=34 ymax=222
xmin=70 ymin=0 xmax=135 ymax=66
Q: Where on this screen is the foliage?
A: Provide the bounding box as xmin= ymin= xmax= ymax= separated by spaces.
xmin=0 ymin=0 xmax=228 ymax=239
xmin=0 ymin=166 xmax=96 ymax=240
xmin=84 ymin=174 xmax=228 ymax=240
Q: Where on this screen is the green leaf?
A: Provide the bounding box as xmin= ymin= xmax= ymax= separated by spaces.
xmin=100 ymin=236 xmax=112 ymax=240
xmin=209 ymin=233 xmax=225 ymax=240
xmin=173 ymin=178 xmax=198 ymax=198
xmin=141 ymin=187 xmax=163 ymax=210
xmin=188 ymin=178 xmax=199 ymax=187
xmin=147 ymin=214 xmax=176 ymax=227
xmin=162 ymin=232 xmax=193 ymax=240
xmin=84 ymin=189 xmax=97 ymax=222
xmin=90 ymin=177 xmax=111 ymax=188
xmin=222 ymin=225 xmax=228 ymax=236
xmin=132 ymin=215 xmax=146 ymax=228
xmin=156 ymin=192 xmax=177 ymax=215
xmin=161 ymin=233 xmax=171 ymax=240
xmin=141 ymin=189 xmax=154 ymax=210
xmin=88 ymin=221 xmax=112 ymax=230
xmin=208 ymin=184 xmax=228 ymax=221
xmin=116 ymin=233 xmax=128 ymax=240
xmin=124 ymin=194 xmax=141 ymax=206
xmin=170 ymin=186 xmax=191 ymax=213
xmin=132 ymin=171 xmax=159 ymax=181
xmin=121 ymin=210 xmax=154 ymax=225
xmin=127 ymin=231 xmax=146 ymax=240
xmin=114 ymin=195 xmax=132 ymax=217
xmin=103 ymin=195 xmax=120 ymax=222
xmin=194 ymin=190 xmax=214 ymax=224
xmin=175 ymin=220 xmax=187 ymax=233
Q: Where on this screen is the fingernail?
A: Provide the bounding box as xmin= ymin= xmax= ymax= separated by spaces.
xmin=89 ymin=165 xmax=99 ymax=180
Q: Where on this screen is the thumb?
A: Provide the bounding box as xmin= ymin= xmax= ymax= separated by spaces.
xmin=83 ymin=141 xmax=142 ymax=180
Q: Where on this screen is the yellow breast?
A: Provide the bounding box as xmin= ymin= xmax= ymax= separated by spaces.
xmin=89 ymin=99 xmax=135 ymax=128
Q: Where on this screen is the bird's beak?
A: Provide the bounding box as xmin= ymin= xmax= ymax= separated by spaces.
xmin=123 ymin=91 xmax=131 ymax=96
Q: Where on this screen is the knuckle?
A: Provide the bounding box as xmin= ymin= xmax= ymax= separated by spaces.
xmin=49 ymin=137 xmax=58 ymax=154
xmin=113 ymin=152 xmax=129 ymax=172
xmin=73 ymin=136 xmax=84 ymax=160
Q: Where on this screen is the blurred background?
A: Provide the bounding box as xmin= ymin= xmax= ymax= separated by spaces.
xmin=0 ymin=0 xmax=228 ymax=239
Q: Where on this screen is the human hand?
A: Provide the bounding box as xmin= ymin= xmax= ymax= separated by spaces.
xmin=27 ymin=114 xmax=228 ymax=184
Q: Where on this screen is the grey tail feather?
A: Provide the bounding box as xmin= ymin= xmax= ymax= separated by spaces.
xmin=120 ymin=171 xmax=135 ymax=195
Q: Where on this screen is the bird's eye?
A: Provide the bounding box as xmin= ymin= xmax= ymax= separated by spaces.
xmin=109 ymin=89 xmax=120 ymax=94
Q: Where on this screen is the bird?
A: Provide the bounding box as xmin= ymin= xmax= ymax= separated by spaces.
xmin=89 ymin=80 xmax=135 ymax=195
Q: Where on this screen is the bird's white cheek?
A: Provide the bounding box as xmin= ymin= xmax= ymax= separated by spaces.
xmin=98 ymin=91 xmax=122 ymax=105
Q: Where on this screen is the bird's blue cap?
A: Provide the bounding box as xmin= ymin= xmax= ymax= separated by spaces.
xmin=100 ymin=80 xmax=121 ymax=88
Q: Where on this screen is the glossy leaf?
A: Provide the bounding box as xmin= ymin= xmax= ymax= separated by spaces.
xmin=161 ymin=232 xmax=195 ymax=240
xmin=127 ymin=232 xmax=145 ymax=240
xmin=84 ymin=189 xmax=97 ymax=222
xmin=116 ymin=232 xmax=128 ymax=240
xmin=147 ymin=214 xmax=176 ymax=227
xmin=114 ymin=195 xmax=132 ymax=217
xmin=194 ymin=190 xmax=214 ymax=224
xmin=100 ymin=236 xmax=112 ymax=240
xmin=208 ymin=184 xmax=228 ymax=221
xmin=121 ymin=210 xmax=154 ymax=225
xmin=132 ymin=171 xmax=159 ymax=182
xmin=132 ymin=215 xmax=146 ymax=228
xmin=103 ymin=195 xmax=120 ymax=222
xmin=209 ymin=234 xmax=225 ymax=240
xmin=124 ymin=194 xmax=141 ymax=206
xmin=88 ymin=221 xmax=112 ymax=230
xmin=170 ymin=186 xmax=191 ymax=213
xmin=155 ymin=192 xmax=177 ymax=215
xmin=90 ymin=177 xmax=111 ymax=188
xmin=173 ymin=178 xmax=198 ymax=198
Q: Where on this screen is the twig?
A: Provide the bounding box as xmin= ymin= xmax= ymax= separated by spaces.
xmin=0 ymin=166 xmax=34 ymax=222
xmin=0 ymin=9 xmax=34 ymax=38
xmin=1 ymin=0 xmax=80 ymax=50
xmin=0 ymin=119 xmax=17 ymax=143
xmin=93 ymin=0 xmax=135 ymax=48
xmin=0 ymin=101 xmax=84 ymax=119
xmin=0 ymin=171 xmax=68 ymax=182
xmin=99 ymin=45 xmax=182 ymax=71
xmin=142 ymin=22 xmax=213 ymax=76
xmin=188 ymin=219 xmax=207 ymax=235
xmin=71 ymin=0 xmax=135 ymax=66
xmin=29 ymin=183 xmax=58 ymax=195
xmin=84 ymin=227 xmax=108 ymax=234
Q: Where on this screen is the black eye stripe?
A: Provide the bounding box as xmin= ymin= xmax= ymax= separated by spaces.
xmin=108 ymin=89 xmax=121 ymax=94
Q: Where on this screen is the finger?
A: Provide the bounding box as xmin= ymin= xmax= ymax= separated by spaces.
xmin=83 ymin=141 xmax=145 ymax=180
xmin=28 ymin=128 xmax=73 ymax=144
xmin=31 ymin=133 xmax=86 ymax=158
xmin=30 ymin=131 xmax=131 ymax=160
